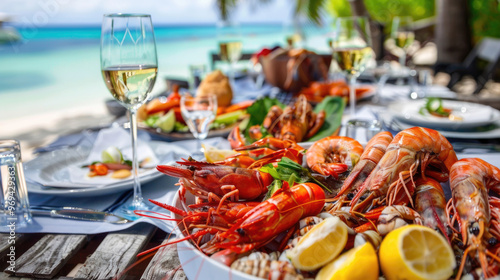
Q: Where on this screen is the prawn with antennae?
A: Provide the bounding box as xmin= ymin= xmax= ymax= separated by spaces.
xmin=447 ymin=158 xmax=500 ymax=279
xmin=350 ymin=127 xmax=457 ymax=212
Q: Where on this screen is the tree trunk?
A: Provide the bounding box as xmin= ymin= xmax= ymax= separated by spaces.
xmin=348 ymin=0 xmax=384 ymax=60
xmin=435 ymin=0 xmax=472 ymax=64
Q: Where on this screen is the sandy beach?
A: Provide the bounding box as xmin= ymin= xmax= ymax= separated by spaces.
xmin=0 ymin=104 xmax=116 ymax=161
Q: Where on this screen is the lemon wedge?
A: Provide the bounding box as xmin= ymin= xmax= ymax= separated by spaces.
xmin=101 ymin=146 xmax=123 ymax=163
xmin=316 ymin=243 xmax=379 ymax=280
xmin=289 ymin=216 xmax=348 ymax=271
xmin=156 ymin=109 xmax=175 ymax=133
xmin=379 ymin=225 xmax=455 ymax=280
xmin=202 ymin=144 xmax=238 ymax=163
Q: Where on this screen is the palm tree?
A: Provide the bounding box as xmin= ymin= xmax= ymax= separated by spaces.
xmin=435 ymin=0 xmax=472 ymax=64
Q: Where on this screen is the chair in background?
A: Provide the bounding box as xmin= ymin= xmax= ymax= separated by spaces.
xmin=210 ymin=52 xmax=254 ymax=71
xmin=435 ymin=37 xmax=500 ymax=94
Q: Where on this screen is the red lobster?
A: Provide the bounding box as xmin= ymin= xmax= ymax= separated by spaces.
xmin=157 ymin=158 xmax=274 ymax=201
xmin=216 ymin=182 xmax=326 ymax=253
xmin=136 ymin=182 xmax=325 ymax=258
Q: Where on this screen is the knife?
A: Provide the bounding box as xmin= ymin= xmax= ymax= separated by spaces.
xmin=29 ymin=206 xmax=133 ymax=224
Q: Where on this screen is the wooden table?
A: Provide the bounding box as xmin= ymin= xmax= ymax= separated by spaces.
xmin=0 ymin=224 xmax=186 ymax=280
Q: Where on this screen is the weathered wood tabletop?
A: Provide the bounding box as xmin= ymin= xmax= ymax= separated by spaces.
xmin=0 ymin=224 xmax=186 ymax=280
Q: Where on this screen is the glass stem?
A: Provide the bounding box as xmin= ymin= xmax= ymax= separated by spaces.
xmin=229 ymin=61 xmax=235 ymax=84
xmin=349 ymin=75 xmax=357 ymax=116
xmin=400 ymin=51 xmax=407 ymax=67
xmin=129 ymin=109 xmax=143 ymax=207
xmin=196 ymin=138 xmax=202 ymax=155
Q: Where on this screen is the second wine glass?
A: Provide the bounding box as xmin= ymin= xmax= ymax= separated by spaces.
xmin=391 ymin=16 xmax=415 ymax=67
xmin=180 ymin=94 xmax=218 ymax=158
xmin=332 ymin=16 xmax=373 ymax=116
xmin=217 ymin=20 xmax=242 ymax=83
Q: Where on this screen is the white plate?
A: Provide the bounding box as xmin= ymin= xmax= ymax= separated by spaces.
xmin=388 ymin=100 xmax=500 ymax=130
xmin=384 ymin=116 xmax=500 ymax=139
xmin=172 ymin=190 xmax=259 ymax=280
xmin=25 ymin=141 xmax=188 ymax=197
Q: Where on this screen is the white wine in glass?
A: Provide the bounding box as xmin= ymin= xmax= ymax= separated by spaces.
xmin=332 ymin=16 xmax=373 ymax=116
xmin=100 ymin=14 xmax=158 ymax=219
xmin=217 ymin=20 xmax=242 ymax=82
xmin=219 ymin=41 xmax=242 ymax=65
xmin=391 ymin=16 xmax=415 ymax=66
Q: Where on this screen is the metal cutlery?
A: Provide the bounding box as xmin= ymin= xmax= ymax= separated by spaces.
xmin=29 ymin=205 xmax=133 ymax=224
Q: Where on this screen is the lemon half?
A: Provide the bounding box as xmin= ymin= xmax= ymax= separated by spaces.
xmin=316 ymin=242 xmax=379 ymax=280
xmin=379 ymin=225 xmax=455 ymax=280
xmin=202 ymin=144 xmax=238 ymax=163
xmin=289 ymin=216 xmax=348 ymax=271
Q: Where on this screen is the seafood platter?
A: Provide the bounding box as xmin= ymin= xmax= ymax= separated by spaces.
xmin=133 ymin=94 xmax=500 ymax=279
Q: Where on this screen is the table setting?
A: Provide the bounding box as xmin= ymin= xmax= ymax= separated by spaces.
xmin=2 ymin=13 xmax=500 ymax=280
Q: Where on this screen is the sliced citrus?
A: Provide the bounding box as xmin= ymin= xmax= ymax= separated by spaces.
xmin=101 ymin=146 xmax=123 ymax=163
xmin=202 ymin=144 xmax=238 ymax=163
xmin=289 ymin=216 xmax=348 ymax=271
xmin=214 ymin=110 xmax=246 ymax=125
xmin=316 ymin=242 xmax=379 ymax=280
xmin=156 ymin=109 xmax=176 ymax=133
xmin=379 ymin=225 xmax=455 ymax=280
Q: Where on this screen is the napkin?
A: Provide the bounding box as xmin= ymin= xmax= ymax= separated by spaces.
xmin=65 ymin=126 xmax=158 ymax=186
xmin=231 ymin=76 xmax=272 ymax=103
xmin=86 ymin=126 xmax=158 ymax=167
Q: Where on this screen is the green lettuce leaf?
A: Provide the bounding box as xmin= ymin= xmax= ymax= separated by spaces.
xmin=259 ymin=157 xmax=331 ymax=198
xmin=307 ymin=96 xmax=345 ymax=141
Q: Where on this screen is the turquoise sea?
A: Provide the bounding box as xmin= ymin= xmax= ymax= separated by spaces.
xmin=0 ymin=24 xmax=329 ymax=120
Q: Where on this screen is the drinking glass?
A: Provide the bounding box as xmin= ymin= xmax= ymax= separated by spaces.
xmin=370 ymin=61 xmax=392 ymax=104
xmin=1 ymin=140 xmax=31 ymax=228
xmin=100 ymin=14 xmax=158 ymax=218
xmin=180 ymin=95 xmax=218 ymax=157
xmin=346 ymin=119 xmax=382 ymax=143
xmin=332 ymin=16 xmax=373 ymax=116
xmin=217 ymin=20 xmax=242 ymax=83
xmin=391 ymin=16 xmax=415 ymax=67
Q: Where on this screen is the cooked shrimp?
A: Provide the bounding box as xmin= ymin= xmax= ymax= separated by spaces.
xmin=334 ymin=131 xmax=393 ymax=209
xmin=448 ymin=158 xmax=500 ymax=279
xmin=350 ymin=127 xmax=458 ymax=212
xmin=306 ymin=136 xmax=363 ymax=177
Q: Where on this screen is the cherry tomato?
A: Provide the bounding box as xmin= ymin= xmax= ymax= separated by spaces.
xmin=89 ymin=164 xmax=109 ymax=176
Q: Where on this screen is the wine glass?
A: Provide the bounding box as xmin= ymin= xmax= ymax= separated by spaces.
xmin=332 ymin=16 xmax=373 ymax=116
xmin=391 ymin=16 xmax=415 ymax=67
xmin=217 ymin=20 xmax=242 ymax=83
xmin=100 ymin=14 xmax=158 ymax=218
xmin=180 ymin=94 xmax=218 ymax=158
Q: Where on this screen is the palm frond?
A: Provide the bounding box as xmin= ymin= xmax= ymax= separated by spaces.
xmin=216 ymin=0 xmax=238 ymax=21
xmin=294 ymin=0 xmax=327 ymax=25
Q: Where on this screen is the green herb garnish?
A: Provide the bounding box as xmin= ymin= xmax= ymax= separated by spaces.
xmin=259 ymin=157 xmax=331 ymax=199
xmin=421 ymin=97 xmax=451 ymax=117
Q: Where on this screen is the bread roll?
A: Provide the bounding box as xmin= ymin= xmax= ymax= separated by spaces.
xmin=196 ymin=70 xmax=233 ymax=107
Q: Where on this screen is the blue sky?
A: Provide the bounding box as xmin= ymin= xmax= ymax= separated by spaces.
xmin=1 ymin=0 xmax=294 ymax=25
